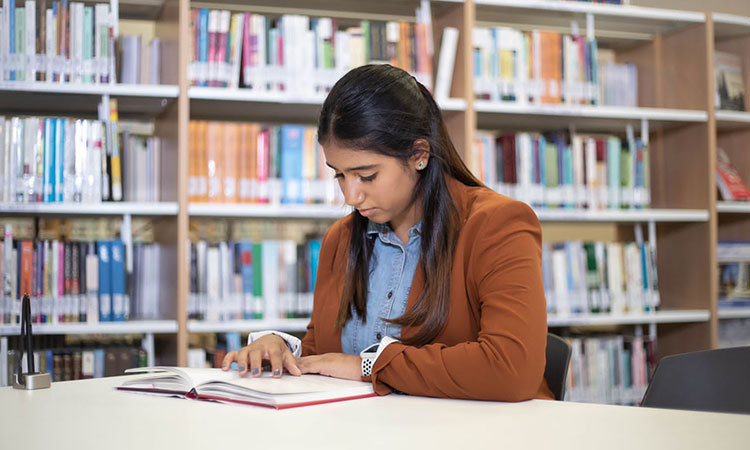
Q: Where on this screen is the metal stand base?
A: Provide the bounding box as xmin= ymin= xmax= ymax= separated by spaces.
xmin=13 ymin=372 xmax=52 ymax=390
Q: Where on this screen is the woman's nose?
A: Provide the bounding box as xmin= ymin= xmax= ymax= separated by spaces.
xmin=342 ymin=180 xmax=365 ymax=207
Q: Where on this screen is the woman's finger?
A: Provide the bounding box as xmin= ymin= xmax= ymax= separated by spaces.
xmin=249 ymin=347 xmax=263 ymax=377
xmin=283 ymin=350 xmax=301 ymax=376
xmin=221 ymin=351 xmax=237 ymax=371
xmin=268 ymin=346 xmax=284 ymax=377
xmin=236 ymin=346 xmax=250 ymax=376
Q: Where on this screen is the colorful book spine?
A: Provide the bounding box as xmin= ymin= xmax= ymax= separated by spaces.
xmin=280 ymin=125 xmax=304 ymax=204
xmin=97 ymin=240 xmax=111 ymax=322
xmin=110 ymin=239 xmax=126 ymax=321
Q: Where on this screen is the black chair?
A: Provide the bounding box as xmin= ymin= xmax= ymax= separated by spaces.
xmin=641 ymin=346 xmax=750 ymax=414
xmin=544 ymin=333 xmax=572 ymax=401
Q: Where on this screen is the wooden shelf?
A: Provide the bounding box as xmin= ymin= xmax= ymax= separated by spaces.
xmin=0 ymin=83 xmax=178 ymax=117
xmin=0 ymin=202 xmax=179 ymax=216
xmin=189 ymin=203 xmax=350 ymax=219
xmin=715 ymin=110 xmax=750 ymax=131
xmin=475 ymin=102 xmax=707 ymax=132
xmin=548 ymin=310 xmax=711 ymax=327
xmin=717 ymin=202 xmax=750 ymax=214
xmin=534 ymin=208 xmax=709 ymax=223
xmin=0 ymin=320 xmax=179 ymax=336
xmin=188 ymin=204 xmax=709 ymax=222
xmin=473 ymin=0 xmax=705 ymax=48
xmin=189 ymin=87 xmax=465 ymax=122
xmin=187 ymin=311 xmax=712 ymax=332
xmin=118 ymin=0 xmax=165 ymax=20
xmin=713 ymin=13 xmax=750 ymax=40
xmin=189 ymin=0 xmax=461 ymax=22
xmin=188 ymin=319 xmax=310 ymax=333
xmin=718 ymin=307 xmax=750 ymax=320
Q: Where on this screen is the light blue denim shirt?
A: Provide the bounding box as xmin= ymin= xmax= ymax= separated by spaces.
xmin=340 ymin=220 xmax=422 ymax=355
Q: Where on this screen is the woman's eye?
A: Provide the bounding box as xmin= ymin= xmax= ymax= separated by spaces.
xmin=333 ymin=173 xmax=343 ymax=179
xmin=360 ymin=174 xmax=377 ymax=182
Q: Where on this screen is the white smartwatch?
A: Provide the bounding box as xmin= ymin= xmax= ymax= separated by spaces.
xmin=360 ymin=343 xmax=380 ymax=378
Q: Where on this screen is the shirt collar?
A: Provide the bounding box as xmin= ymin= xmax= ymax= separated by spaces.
xmin=366 ymin=220 xmax=422 ymax=239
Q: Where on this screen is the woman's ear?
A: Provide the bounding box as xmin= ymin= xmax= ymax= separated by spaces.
xmin=411 ymin=139 xmax=431 ymax=171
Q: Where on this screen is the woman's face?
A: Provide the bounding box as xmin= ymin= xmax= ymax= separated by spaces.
xmin=323 ymin=141 xmax=426 ymax=231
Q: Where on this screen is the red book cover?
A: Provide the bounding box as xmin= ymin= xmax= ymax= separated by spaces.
xmin=717 ymin=148 xmax=750 ymax=201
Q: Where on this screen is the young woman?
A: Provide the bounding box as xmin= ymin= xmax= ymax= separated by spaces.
xmin=222 ymin=64 xmax=553 ymax=401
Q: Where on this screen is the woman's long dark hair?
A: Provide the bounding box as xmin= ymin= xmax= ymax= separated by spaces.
xmin=317 ymin=64 xmax=482 ymax=347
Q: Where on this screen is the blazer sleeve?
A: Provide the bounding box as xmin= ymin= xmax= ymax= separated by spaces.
xmin=300 ymin=223 xmax=339 ymax=357
xmin=369 ymin=201 xmax=549 ymax=401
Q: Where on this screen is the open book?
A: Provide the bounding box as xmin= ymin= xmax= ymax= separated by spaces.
xmin=117 ymin=366 xmax=376 ymax=409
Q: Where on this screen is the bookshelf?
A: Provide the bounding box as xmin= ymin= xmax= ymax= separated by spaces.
xmin=0 ymin=0 xmax=745 ymax=392
xmin=711 ymin=13 xmax=750 ymax=348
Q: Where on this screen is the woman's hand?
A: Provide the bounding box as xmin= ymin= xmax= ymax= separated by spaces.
xmin=221 ymin=334 xmax=301 ymax=378
xmin=297 ymin=353 xmax=362 ymax=381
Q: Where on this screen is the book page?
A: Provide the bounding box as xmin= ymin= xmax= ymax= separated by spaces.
xmin=204 ymin=372 xmax=372 ymax=395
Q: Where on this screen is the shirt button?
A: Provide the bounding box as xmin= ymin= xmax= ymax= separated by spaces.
xmin=376 ymin=333 xmax=382 ymax=340
xmin=387 ymin=291 xmax=393 ymax=299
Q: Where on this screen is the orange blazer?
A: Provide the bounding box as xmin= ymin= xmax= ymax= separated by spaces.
xmin=301 ymin=176 xmax=554 ymax=401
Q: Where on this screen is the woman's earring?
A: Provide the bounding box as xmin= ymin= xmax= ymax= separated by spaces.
xmin=417 ymin=162 xmax=425 ymax=170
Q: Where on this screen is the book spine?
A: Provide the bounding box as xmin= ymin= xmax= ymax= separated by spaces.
xmin=280 ymin=125 xmax=304 ymax=204
xmin=85 ymin=245 xmax=98 ymax=323
xmin=97 ymin=240 xmax=111 ymax=322
xmin=110 ymin=238 xmax=125 ymax=321
xmin=109 ymin=99 xmax=121 ymax=201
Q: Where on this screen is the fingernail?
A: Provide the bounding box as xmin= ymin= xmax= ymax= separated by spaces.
xmin=273 ymin=369 xmax=281 ymax=376
xmin=239 ymin=365 xmax=245 ymax=372
xmin=252 ymin=368 xmax=259 ymax=375
xmin=222 ymin=363 xmax=227 ymax=369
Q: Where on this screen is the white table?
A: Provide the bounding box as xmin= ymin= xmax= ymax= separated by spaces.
xmin=1 ymin=375 xmax=749 ymax=449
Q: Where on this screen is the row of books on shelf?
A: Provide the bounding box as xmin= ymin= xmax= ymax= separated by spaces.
xmin=472 ymin=23 xmax=637 ymax=107
xmin=542 ymin=240 xmax=660 ymax=316
xmin=188 ymin=237 xmax=321 ymax=321
xmin=0 ymin=335 xmax=147 ymax=386
xmin=0 ymin=217 xmax=164 ymax=324
xmin=188 ymin=2 xmax=435 ymax=93
xmin=718 ymin=241 xmax=750 ymax=308
xmin=0 ymin=1 xmax=115 ymax=84
xmin=188 ymin=121 xmax=342 ymax=205
xmin=564 ymin=333 xmax=653 ymax=405
xmin=474 ymin=131 xmax=650 ymax=209
xmin=0 ymin=108 xmax=162 ymax=204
